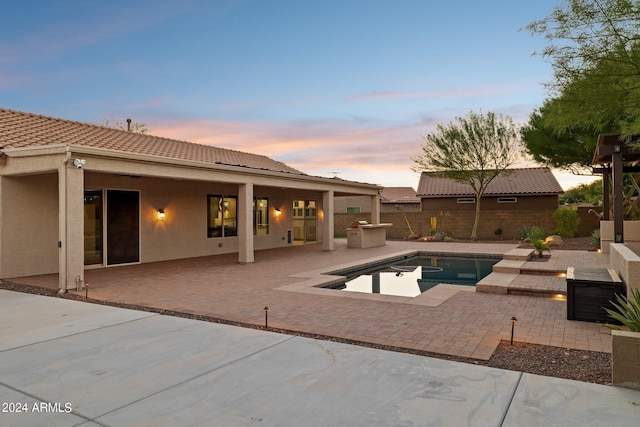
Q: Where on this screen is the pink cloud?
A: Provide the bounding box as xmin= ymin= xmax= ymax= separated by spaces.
xmin=149 ymin=116 xmax=425 ymax=186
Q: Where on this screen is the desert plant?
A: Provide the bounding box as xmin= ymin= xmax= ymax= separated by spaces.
xmin=525 ymin=226 xmax=550 ymax=257
xmin=518 ymin=225 xmax=532 ymax=240
xmin=530 ymin=239 xmax=551 ymax=258
xmin=604 ymin=288 xmax=640 ymax=332
xmin=590 ymin=228 xmax=601 ymax=249
xmin=552 ymin=208 xmax=580 ymax=238
xmin=395 ymin=205 xmax=418 ymax=239
xmin=527 ymin=226 xmax=547 ymax=242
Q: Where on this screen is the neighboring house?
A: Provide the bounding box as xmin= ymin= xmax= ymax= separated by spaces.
xmin=380 ymin=187 xmax=420 ymax=213
xmin=334 ymin=187 xmax=419 ymax=214
xmin=417 ymin=168 xmax=562 ymax=211
xmin=0 ymin=108 xmax=381 ymax=292
xmin=416 ymin=168 xmax=563 ymax=239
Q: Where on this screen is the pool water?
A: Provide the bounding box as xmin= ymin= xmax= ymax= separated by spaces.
xmin=330 ymin=255 xmax=500 ymax=297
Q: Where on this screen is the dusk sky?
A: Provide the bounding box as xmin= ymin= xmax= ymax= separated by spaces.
xmin=1 ymin=0 xmax=599 ymax=190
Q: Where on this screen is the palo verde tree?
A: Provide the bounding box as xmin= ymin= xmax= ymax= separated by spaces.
xmin=411 ymin=111 xmax=520 ymax=240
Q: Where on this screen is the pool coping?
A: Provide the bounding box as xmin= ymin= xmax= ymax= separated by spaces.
xmin=276 ymin=249 xmax=503 ymax=306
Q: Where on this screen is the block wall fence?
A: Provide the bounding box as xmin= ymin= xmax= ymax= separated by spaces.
xmin=335 ymin=207 xmax=599 ymax=240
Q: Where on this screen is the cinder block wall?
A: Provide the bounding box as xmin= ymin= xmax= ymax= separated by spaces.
xmin=335 ymin=210 xmax=568 ymax=240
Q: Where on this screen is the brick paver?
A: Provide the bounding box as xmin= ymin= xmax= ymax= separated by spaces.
xmin=8 ymin=240 xmax=614 ymax=360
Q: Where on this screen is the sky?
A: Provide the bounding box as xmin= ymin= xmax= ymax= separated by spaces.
xmin=1 ymin=0 xmax=601 ymax=190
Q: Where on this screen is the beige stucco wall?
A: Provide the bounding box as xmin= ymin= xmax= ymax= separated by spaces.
xmin=85 ymin=173 xmax=328 ymax=264
xmin=1 ymin=148 xmax=379 ymax=280
xmin=600 ymin=221 xmax=640 ymax=254
xmin=0 ymin=173 xmax=59 ymax=277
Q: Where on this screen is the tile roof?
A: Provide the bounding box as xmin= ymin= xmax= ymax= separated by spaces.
xmin=380 ymin=187 xmax=419 ymax=203
xmin=417 ymin=168 xmax=563 ymax=197
xmin=0 ymin=108 xmax=304 ymax=175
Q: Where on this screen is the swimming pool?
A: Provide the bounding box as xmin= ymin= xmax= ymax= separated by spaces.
xmin=326 ymin=254 xmax=500 ymax=297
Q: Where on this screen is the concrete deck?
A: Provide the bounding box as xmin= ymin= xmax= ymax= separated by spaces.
xmin=6 ymin=240 xmax=613 ymax=359
xmin=1 ymin=289 xmax=639 ymax=426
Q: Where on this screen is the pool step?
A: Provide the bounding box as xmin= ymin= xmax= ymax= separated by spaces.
xmin=503 ymin=248 xmax=534 ymax=261
xmin=476 ymin=273 xmax=517 ymax=294
xmin=492 ymin=259 xmax=526 ymax=274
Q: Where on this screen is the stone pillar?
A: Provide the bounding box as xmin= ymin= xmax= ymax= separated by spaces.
xmin=238 ymin=183 xmax=254 ymax=263
xmin=371 ymin=194 xmax=381 ymax=224
xmin=59 ymin=161 xmax=84 ymax=293
xmin=322 ymin=190 xmax=334 ymax=251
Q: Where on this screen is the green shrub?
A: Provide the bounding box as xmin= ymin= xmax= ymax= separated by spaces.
xmin=552 ymin=208 xmax=580 ymax=238
xmin=604 ymin=288 xmax=640 ymax=332
xmin=524 ymin=226 xmax=550 ymax=257
xmin=527 ymin=226 xmax=547 ymax=242
xmin=517 ymin=225 xmax=532 ymax=240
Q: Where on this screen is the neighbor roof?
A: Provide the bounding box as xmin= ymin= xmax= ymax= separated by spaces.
xmin=417 ymin=168 xmax=563 ymax=197
xmin=380 ymin=187 xmax=419 ymax=203
xmin=0 ymin=108 xmax=304 ymax=175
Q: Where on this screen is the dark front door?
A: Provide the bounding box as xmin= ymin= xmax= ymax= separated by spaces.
xmin=106 ymin=190 xmax=140 ymax=265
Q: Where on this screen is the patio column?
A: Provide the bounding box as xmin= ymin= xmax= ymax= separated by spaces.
xmin=602 ymin=166 xmax=610 ymax=220
xmin=322 ymin=190 xmax=334 ymax=251
xmin=238 ymin=183 xmax=254 ymax=263
xmin=371 ymin=194 xmax=380 ymax=224
xmin=58 ymin=159 xmax=84 ymax=293
xmin=613 ymin=142 xmax=624 ymax=243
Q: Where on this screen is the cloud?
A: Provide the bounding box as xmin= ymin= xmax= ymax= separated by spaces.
xmin=149 ymin=115 xmax=425 ymax=186
xmin=346 ymin=85 xmax=517 ymax=102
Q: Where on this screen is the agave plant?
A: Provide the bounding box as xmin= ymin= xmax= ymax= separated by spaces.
xmin=604 ymin=288 xmax=640 ymax=332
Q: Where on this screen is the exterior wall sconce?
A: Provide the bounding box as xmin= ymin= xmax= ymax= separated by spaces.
xmin=275 ymin=208 xmax=282 ymax=217
xmin=157 ymin=209 xmax=166 ymax=220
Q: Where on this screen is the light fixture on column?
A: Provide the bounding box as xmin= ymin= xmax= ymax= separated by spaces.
xmin=157 ymin=209 xmax=166 ymax=220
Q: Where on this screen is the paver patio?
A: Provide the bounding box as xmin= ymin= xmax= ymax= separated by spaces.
xmin=6 ymin=240 xmax=613 ymax=360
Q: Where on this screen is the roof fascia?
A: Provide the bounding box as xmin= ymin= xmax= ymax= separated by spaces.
xmin=67 ymin=145 xmax=381 ymax=193
xmin=2 ymin=144 xmax=68 ymax=157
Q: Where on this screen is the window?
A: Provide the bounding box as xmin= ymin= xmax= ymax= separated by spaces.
xmin=347 ymin=206 xmax=361 ymax=213
xmin=457 ymin=197 xmax=476 ymax=204
xmin=254 ymin=197 xmax=269 ymax=235
xmin=207 ymin=195 xmax=237 ymax=237
xmin=498 ymin=197 xmax=517 ymax=203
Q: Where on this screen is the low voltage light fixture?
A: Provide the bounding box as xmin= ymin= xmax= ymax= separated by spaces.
xmin=157 ymin=209 xmax=166 ymax=220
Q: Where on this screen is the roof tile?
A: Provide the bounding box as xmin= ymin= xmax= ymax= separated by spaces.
xmin=0 ymin=108 xmax=304 ymax=175
xmin=416 ymin=168 xmax=563 ymax=197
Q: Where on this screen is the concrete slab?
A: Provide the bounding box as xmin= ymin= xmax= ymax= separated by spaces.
xmin=503 ymin=373 xmax=640 ymax=426
xmin=0 ymin=384 xmax=93 ymax=427
xmin=97 ymin=337 xmax=521 ymax=427
xmin=0 ymin=290 xmax=156 ymax=351
xmin=0 ymin=313 xmax=291 ymax=423
xmin=3 ymin=288 xmax=640 ymax=426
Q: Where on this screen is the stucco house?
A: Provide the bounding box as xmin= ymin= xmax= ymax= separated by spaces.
xmin=0 ymin=108 xmax=381 ymax=292
xmin=416 ymin=168 xmax=563 ymax=239
xmin=334 ymin=187 xmax=419 ymax=214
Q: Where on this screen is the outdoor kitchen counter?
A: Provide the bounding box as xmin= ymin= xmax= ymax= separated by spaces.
xmin=347 ymin=223 xmax=393 ymax=248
